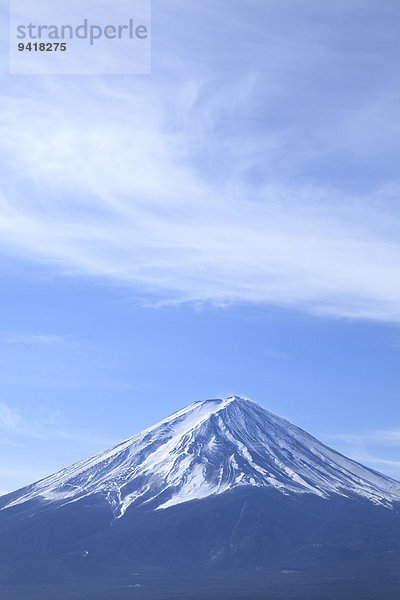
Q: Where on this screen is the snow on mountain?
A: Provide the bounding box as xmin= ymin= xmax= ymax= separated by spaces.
xmin=2 ymin=396 xmax=400 ymax=517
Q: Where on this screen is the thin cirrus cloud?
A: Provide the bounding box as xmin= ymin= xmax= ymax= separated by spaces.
xmin=1 ymin=332 xmax=72 ymax=345
xmin=332 ymin=429 xmax=400 ymax=447
xmin=0 ymin=403 xmax=22 ymax=429
xmin=326 ymin=430 xmax=400 ymax=479
xmin=0 ymin=402 xmax=61 ymax=437
xmin=349 ymin=452 xmax=400 ymax=480
xmin=0 ymin=401 xmax=112 ymax=447
xmin=0 ymin=82 xmax=399 ymax=322
xmin=0 ymin=1 xmax=399 ymax=322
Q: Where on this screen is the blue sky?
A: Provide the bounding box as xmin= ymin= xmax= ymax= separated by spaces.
xmin=0 ymin=0 xmax=399 ymax=494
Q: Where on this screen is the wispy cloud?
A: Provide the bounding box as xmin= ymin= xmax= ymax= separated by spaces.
xmin=0 ymin=2 xmax=399 ymax=321
xmin=1 ymin=332 xmax=72 ymax=345
xmin=327 ymin=429 xmax=400 ymax=480
xmin=333 ymin=430 xmax=400 ymax=446
xmin=0 ymin=403 xmax=114 ymax=494
xmin=0 ymin=401 xmax=111 ymax=447
xmin=0 ymin=403 xmax=22 ymax=428
xmin=0 ymin=402 xmax=58 ymax=437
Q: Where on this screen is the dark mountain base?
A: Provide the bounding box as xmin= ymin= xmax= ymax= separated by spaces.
xmin=1 ymin=488 xmax=399 ymax=600
xmin=2 ymin=571 xmax=399 ymax=600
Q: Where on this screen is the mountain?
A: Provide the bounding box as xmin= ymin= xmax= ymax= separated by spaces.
xmin=3 ymin=396 xmax=399 ymax=515
xmin=1 ymin=396 xmax=400 ymax=600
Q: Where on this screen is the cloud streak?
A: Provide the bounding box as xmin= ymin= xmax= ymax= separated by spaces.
xmin=327 ymin=429 xmax=400 ymax=480
xmin=0 ymin=403 xmax=22 ymax=429
xmin=1 ymin=332 xmax=72 ymax=345
xmin=0 ymin=401 xmax=111 ymax=447
xmin=333 ymin=430 xmax=400 ymax=446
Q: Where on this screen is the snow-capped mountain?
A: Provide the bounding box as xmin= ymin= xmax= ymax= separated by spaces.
xmin=2 ymin=397 xmax=400 ymax=600
xmin=2 ymin=396 xmax=399 ymax=517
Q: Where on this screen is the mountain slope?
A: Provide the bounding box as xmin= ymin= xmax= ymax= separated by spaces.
xmin=2 ymin=396 xmax=399 ymax=517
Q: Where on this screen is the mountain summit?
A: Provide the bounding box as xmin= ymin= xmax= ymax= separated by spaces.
xmin=2 ymin=396 xmax=399 ymax=517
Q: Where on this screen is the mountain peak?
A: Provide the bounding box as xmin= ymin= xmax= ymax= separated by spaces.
xmin=181 ymin=394 xmax=248 ymax=410
xmin=2 ymin=396 xmax=400 ymax=517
